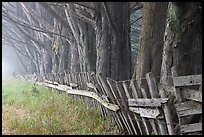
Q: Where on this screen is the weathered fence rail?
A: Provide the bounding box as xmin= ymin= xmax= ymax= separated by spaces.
xmin=18 ymin=70 xmax=202 ymax=135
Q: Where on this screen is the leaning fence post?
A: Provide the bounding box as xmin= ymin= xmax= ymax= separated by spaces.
xmin=159 ymin=85 xmax=175 ymax=135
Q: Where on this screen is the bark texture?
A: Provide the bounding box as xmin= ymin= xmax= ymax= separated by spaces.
xmin=160 ymin=2 xmax=202 ymax=86
xmin=135 ymin=2 xmax=168 ymax=90
xmin=95 ymin=2 xmax=131 ymax=81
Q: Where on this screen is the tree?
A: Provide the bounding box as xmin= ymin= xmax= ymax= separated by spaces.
xmin=160 ymin=2 xmax=202 ymax=87
xmin=94 ymin=2 xmax=132 ymax=80
xmin=134 ymin=2 xmax=168 ymax=92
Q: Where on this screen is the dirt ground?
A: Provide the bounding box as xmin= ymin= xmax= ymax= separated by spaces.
xmin=2 ymin=104 xmax=30 ymax=135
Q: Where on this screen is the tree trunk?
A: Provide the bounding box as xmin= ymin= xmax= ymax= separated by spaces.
xmin=95 ymin=2 xmax=131 ymax=81
xmin=95 ymin=3 xmax=111 ymax=78
xmin=160 ymin=2 xmax=202 ymax=86
xmin=110 ymin=2 xmax=131 ymax=81
xmin=172 ymin=2 xmax=202 ymax=76
xmin=135 ymin=2 xmax=168 ymax=90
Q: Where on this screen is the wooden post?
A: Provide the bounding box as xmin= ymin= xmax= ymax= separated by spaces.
xmin=159 ymin=85 xmax=175 ymax=135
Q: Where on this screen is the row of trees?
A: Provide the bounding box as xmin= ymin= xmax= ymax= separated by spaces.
xmin=2 ymin=2 xmax=143 ymax=81
xmin=2 ymin=2 xmax=202 ymax=88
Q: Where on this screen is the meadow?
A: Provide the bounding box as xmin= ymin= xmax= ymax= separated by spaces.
xmin=2 ymin=79 xmax=119 ymax=135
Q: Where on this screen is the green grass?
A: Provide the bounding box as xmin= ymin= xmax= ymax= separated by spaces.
xmin=2 ymin=79 xmax=120 ymax=135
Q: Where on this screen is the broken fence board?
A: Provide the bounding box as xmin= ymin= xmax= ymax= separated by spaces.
xmin=181 ymin=89 xmax=202 ymax=102
xmin=129 ymin=107 xmax=160 ymax=119
xmin=128 ymin=98 xmax=169 ymax=107
xmin=159 ymin=88 xmax=175 ymax=135
xmin=175 ymin=101 xmax=202 ymax=112
xmin=129 ymin=80 xmax=151 ymax=135
xmin=97 ymin=74 xmax=124 ymax=129
xmin=178 ymin=106 xmax=202 ymax=117
xmin=36 ymin=82 xmax=119 ymax=112
xmin=181 ymin=122 xmax=202 ymax=133
xmin=173 ymin=74 xmax=202 ymax=87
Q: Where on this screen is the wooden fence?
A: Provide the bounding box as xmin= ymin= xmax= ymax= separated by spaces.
xmin=20 ymin=71 xmax=202 ymax=135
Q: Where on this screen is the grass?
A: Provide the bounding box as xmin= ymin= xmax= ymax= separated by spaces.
xmin=2 ymin=79 xmax=120 ymax=135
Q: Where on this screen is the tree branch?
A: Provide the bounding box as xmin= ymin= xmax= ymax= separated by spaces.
xmin=102 ymin=2 xmax=118 ymax=34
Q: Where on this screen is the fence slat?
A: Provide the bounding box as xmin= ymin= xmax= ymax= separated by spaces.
xmin=181 ymin=122 xmax=202 ymax=133
xmin=97 ymin=74 xmax=124 ymax=130
xmin=128 ymin=98 xmax=169 ymax=107
xmin=173 ymin=75 xmax=202 ymax=87
xmin=181 ymin=89 xmax=202 ymax=102
xmin=159 ymin=86 xmax=175 ymax=135
xmin=98 ymin=74 xmax=127 ymax=132
xmin=171 ymin=67 xmax=182 ymax=102
xmin=130 ymin=80 xmax=151 ymax=135
xmin=89 ymin=73 xmax=105 ymax=117
xmin=122 ymin=81 xmax=144 ymax=135
xmin=146 ymin=72 xmax=168 ymax=135
xmin=115 ymin=81 xmax=138 ymax=135
xmin=106 ymin=78 xmax=132 ymax=134
xmin=37 ymin=82 xmax=119 ymax=111
xmin=86 ymin=72 xmax=97 ymax=109
xmin=141 ymin=88 xmax=159 ymax=135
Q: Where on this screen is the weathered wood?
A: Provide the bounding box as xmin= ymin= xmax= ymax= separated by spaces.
xmin=73 ymin=73 xmax=81 ymax=102
xmin=44 ymin=80 xmax=59 ymax=85
xmin=198 ymin=85 xmax=202 ymax=92
xmin=171 ymin=67 xmax=182 ymax=102
xmin=175 ymin=100 xmax=201 ymax=112
xmin=64 ymin=71 xmax=68 ymax=85
xmin=128 ymin=98 xmax=169 ymax=107
xmin=115 ymin=81 xmax=135 ymax=135
xmin=123 ymin=81 xmax=144 ymax=135
xmin=180 ymin=122 xmax=202 ymax=133
xmin=141 ymin=87 xmax=158 ymax=135
xmin=89 ymin=73 xmax=105 ymax=118
xmin=101 ymin=95 xmax=109 ymax=102
xmin=76 ymin=73 xmax=85 ymax=104
xmin=80 ymin=73 xmax=89 ymax=107
xmin=146 ymin=72 xmax=168 ymax=135
xmin=159 ymin=87 xmax=175 ymax=135
xmin=181 ymin=89 xmax=202 ymax=102
xmin=87 ymin=82 xmax=97 ymax=92
xmin=173 ymin=74 xmax=202 ymax=87
xmin=129 ymin=81 xmax=150 ymax=135
xmin=91 ymin=73 xmax=123 ymax=129
xmin=115 ymin=81 xmax=138 ymax=135
xmin=36 ymin=82 xmax=119 ymax=111
xmin=67 ymin=72 xmax=72 ymax=83
xmin=97 ymin=74 xmax=124 ymax=130
xmin=129 ymin=107 xmax=160 ymax=118
xmin=87 ymin=72 xmax=98 ymax=109
xmin=106 ymin=77 xmax=132 ymax=134
xmin=89 ymin=73 xmax=109 ymax=118
xmin=178 ymin=106 xmax=202 ymax=117
xmin=68 ymin=82 xmax=78 ymax=88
